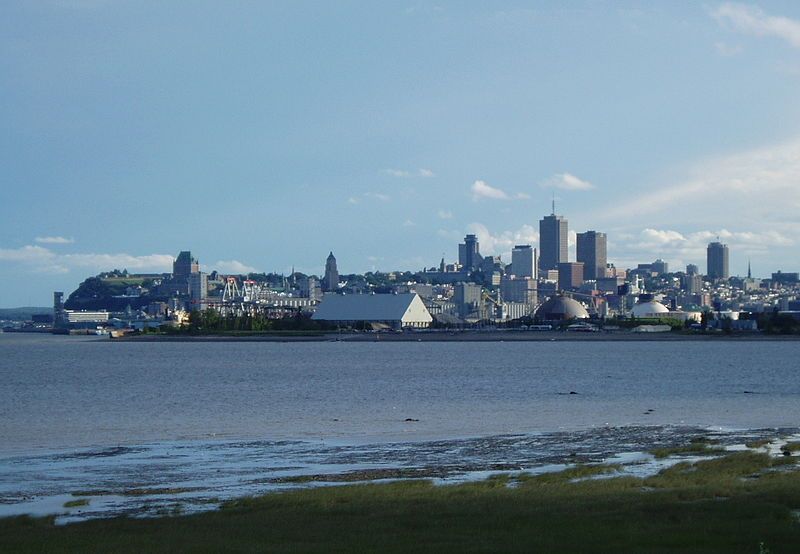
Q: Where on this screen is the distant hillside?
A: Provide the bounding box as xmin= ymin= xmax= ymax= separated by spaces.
xmin=0 ymin=307 xmax=53 ymax=321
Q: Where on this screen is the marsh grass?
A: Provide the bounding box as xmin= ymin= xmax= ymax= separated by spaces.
xmin=746 ymin=438 xmax=773 ymax=449
xmin=782 ymin=441 xmax=800 ymax=453
xmin=649 ymin=438 xmax=727 ymax=459
xmin=3 ymin=451 xmax=800 ymax=553
xmin=62 ymin=499 xmax=89 ymax=509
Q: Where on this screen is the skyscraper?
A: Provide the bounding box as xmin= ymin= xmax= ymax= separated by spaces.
xmin=576 ymin=231 xmax=607 ymax=281
xmin=511 ymin=245 xmax=537 ymax=279
xmin=539 ymin=213 xmax=568 ymax=273
xmin=706 ymin=242 xmax=729 ymax=280
xmin=323 ymin=252 xmax=340 ymax=292
xmin=458 ymin=234 xmax=482 ymax=272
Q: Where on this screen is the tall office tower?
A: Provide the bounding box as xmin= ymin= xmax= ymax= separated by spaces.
xmin=576 ymin=231 xmax=607 ymax=280
xmin=686 ymin=264 xmax=699 ymax=276
xmin=323 ymin=252 xmax=340 ymax=292
xmin=188 ymin=272 xmax=208 ymax=310
xmin=539 ymin=213 xmax=568 ymax=273
xmin=458 ymin=234 xmax=482 ymax=272
xmin=557 ymin=262 xmax=584 ymax=290
xmin=173 ymin=251 xmax=199 ymax=278
xmin=511 ymin=245 xmax=537 ymax=279
xmin=707 ymin=242 xmax=730 ymax=280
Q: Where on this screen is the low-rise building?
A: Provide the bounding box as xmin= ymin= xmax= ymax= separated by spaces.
xmin=312 ymin=293 xmax=433 ymax=329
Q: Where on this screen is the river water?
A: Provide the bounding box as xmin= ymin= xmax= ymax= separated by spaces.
xmin=1 ymin=333 xmax=798 ymax=521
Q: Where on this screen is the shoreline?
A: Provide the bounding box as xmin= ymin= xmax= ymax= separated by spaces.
xmin=116 ymin=330 xmax=800 ymax=342
xmin=2 ymin=439 xmax=799 ymax=552
xmin=2 ymin=425 xmax=797 ymax=524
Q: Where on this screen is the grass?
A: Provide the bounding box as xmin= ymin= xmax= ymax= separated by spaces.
xmin=649 ymin=437 xmax=727 ymax=459
xmin=746 ymin=439 xmax=773 ymax=449
xmin=782 ymin=441 xmax=800 ymax=453
xmin=2 ymin=451 xmax=800 ymax=553
xmin=62 ymin=499 xmax=89 ymax=509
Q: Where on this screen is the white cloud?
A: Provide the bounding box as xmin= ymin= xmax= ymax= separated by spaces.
xmin=437 ymin=209 xmax=454 ymax=219
xmin=466 ymin=223 xmax=538 ymax=259
xmin=365 ymin=192 xmax=391 ymax=202
xmin=601 ymin=135 xmax=800 ymax=226
xmin=383 ymin=168 xmax=435 ymax=178
xmin=402 ymin=219 xmax=416 ymax=227
xmin=347 ymin=197 xmax=359 ymax=204
xmin=0 ymin=245 xmax=174 ymax=274
xmin=714 ymin=41 xmax=743 ymax=56
xmin=471 ymin=180 xmax=509 ymax=201
xmin=213 ymin=260 xmax=259 ymax=274
xmin=712 ymin=3 xmax=800 ymax=48
xmin=615 ymin=227 xmax=794 ymax=271
xmin=541 ymin=172 xmax=595 ymax=190
xmin=384 ymin=169 xmax=411 ymax=177
xmin=515 ymin=192 xmax=531 ymax=200
xmin=35 ymin=236 xmax=75 ymax=245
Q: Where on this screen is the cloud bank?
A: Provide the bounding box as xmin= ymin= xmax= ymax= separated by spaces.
xmin=712 ymin=3 xmax=800 ymax=48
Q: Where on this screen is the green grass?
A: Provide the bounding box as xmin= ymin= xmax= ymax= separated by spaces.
xmin=782 ymin=441 xmax=800 ymax=453
xmin=649 ymin=440 xmax=727 ymax=459
xmin=62 ymin=499 xmax=89 ymax=509
xmin=2 ymin=451 xmax=800 ymax=553
xmin=746 ymin=439 xmax=773 ymax=449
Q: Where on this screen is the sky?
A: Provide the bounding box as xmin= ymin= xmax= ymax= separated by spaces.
xmin=2 ymin=1 xmax=800 ymax=306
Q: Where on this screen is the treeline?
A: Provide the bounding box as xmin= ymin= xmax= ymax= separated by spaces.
xmin=184 ymin=309 xmax=334 ymax=333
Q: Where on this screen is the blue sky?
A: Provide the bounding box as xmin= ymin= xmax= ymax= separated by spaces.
xmin=3 ymin=1 xmax=800 ymax=306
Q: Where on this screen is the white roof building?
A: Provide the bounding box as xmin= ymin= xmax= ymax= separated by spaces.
xmin=312 ymin=293 xmax=433 ymax=328
xmin=631 ymin=300 xmax=670 ymax=318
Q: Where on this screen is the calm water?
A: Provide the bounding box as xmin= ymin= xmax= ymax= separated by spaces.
xmin=1 ymin=333 xmax=799 ymax=520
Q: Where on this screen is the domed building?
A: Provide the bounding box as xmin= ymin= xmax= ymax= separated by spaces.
xmin=535 ymin=295 xmax=590 ymax=321
xmin=630 ymin=296 xmax=670 ymax=318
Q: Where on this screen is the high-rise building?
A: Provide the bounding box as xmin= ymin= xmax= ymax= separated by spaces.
xmin=173 ymin=251 xmax=199 ymax=279
xmin=188 ymin=272 xmax=208 ymax=310
xmin=539 ymin=213 xmax=568 ymax=273
xmin=511 ymin=245 xmax=537 ymax=279
xmin=557 ymin=262 xmax=584 ymax=290
xmin=686 ymin=264 xmax=699 ymax=276
xmin=323 ymin=252 xmax=340 ymax=292
xmin=458 ymin=234 xmax=482 ymax=272
xmin=706 ymin=242 xmax=729 ymax=280
xmin=576 ymin=231 xmax=607 ymax=281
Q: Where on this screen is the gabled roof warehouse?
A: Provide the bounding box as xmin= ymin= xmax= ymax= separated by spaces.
xmin=312 ymin=293 xmax=433 ymax=328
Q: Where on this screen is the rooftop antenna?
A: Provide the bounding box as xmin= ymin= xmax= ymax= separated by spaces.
xmin=551 ymin=192 xmax=556 ymax=215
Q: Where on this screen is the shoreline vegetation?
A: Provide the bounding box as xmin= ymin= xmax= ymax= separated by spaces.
xmin=2 ymin=446 xmax=799 ymax=553
xmin=108 ymin=308 xmax=800 ymax=341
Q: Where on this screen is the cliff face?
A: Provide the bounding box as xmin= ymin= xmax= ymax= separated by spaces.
xmin=65 ymin=276 xmax=162 ymax=311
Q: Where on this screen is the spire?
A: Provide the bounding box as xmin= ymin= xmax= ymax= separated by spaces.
xmin=551 ymin=192 xmax=556 ymax=215
xmin=748 ymin=259 xmax=752 ymax=279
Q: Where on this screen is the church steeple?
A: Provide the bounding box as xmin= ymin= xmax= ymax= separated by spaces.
xmin=747 ymin=258 xmax=752 ymax=279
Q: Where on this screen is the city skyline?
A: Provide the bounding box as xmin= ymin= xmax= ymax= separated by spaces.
xmin=3 ymin=2 xmax=800 ymax=306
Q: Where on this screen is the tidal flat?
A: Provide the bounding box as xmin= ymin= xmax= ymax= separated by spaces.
xmin=2 ymin=449 xmax=800 ymax=553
